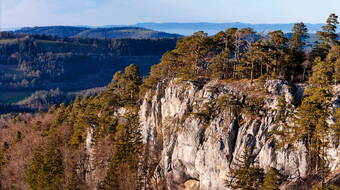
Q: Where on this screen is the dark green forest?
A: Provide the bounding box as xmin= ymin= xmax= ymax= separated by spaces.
xmin=0 ymin=32 xmax=178 ymax=112
xmin=0 ymin=32 xmax=177 ymax=90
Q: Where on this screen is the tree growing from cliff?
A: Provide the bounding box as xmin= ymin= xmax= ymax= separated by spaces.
xmin=225 ymin=146 xmax=264 ymax=190
xmin=261 ymin=168 xmax=282 ymax=190
xmin=333 ymin=108 xmax=340 ymax=146
xmin=285 ymin=53 xmax=334 ymax=175
xmin=325 ymin=45 xmax=340 ymax=85
xmin=293 ymin=89 xmax=330 ymax=174
xmin=99 ymin=112 xmax=143 ymax=190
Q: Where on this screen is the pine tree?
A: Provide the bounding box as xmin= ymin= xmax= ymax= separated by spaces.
xmin=289 ymin=22 xmax=309 ymax=81
xmin=209 ymin=49 xmax=233 ymax=79
xmin=261 ymin=167 xmax=282 ymax=190
xmin=289 ymin=55 xmax=333 ymax=174
xmin=108 ymin=64 xmax=142 ymax=106
xmin=225 ymin=146 xmax=264 ymax=190
xmin=316 ymin=13 xmax=339 ymax=57
xmin=308 ymin=58 xmax=334 ymax=88
xmin=325 ymin=45 xmax=340 ymax=85
xmin=291 ymin=22 xmax=309 ymax=50
xmin=322 ymin=14 xmax=339 ymax=46
xmin=267 ymin=30 xmax=292 ymax=79
xmin=26 ymin=138 xmax=64 ymax=190
xmin=333 ymin=108 xmax=340 ymax=146
xmin=99 ymin=112 xmax=142 ymax=190
xmin=244 ymin=40 xmax=271 ymax=82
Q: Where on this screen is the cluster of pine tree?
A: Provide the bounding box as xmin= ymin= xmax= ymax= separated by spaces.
xmin=144 ymin=14 xmax=339 ymax=90
xmin=274 ymin=43 xmax=339 ymax=183
xmin=225 ymin=147 xmax=283 ymax=190
xmin=22 ymin=65 xmax=146 ymax=189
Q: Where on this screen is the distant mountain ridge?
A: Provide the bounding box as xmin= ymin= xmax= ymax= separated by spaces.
xmin=14 ymin=26 xmax=183 ymax=39
xmin=131 ymin=22 xmax=326 ymax=35
xmin=9 ymin=22 xmax=339 ymax=38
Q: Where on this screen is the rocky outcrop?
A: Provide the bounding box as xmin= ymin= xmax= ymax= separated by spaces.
xmin=84 ymin=126 xmax=98 ymax=189
xmin=140 ymin=80 xmax=340 ymax=190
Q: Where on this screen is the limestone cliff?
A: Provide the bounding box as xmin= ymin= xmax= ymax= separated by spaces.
xmin=139 ymin=79 xmax=340 ymax=190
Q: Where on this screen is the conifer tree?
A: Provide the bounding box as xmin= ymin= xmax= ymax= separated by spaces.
xmin=26 ymin=138 xmax=64 ymax=190
xmin=99 ymin=112 xmax=142 ymax=190
xmin=333 ymin=108 xmax=340 ymax=146
xmin=225 ymin=146 xmax=264 ymax=190
xmin=316 ymin=14 xmax=339 ymax=57
xmin=209 ymin=49 xmax=233 ymax=79
xmin=289 ymin=22 xmax=309 ymax=81
xmin=312 ymin=184 xmax=340 ymax=190
xmin=291 ymin=22 xmax=309 ymax=50
xmin=288 ymin=56 xmax=333 ymax=174
xmin=308 ymin=58 xmax=334 ymax=88
xmin=293 ymin=87 xmax=330 ymax=172
xmin=261 ymin=167 xmax=282 ymax=190
xmin=244 ymin=40 xmax=271 ymax=82
xmin=108 ymin=64 xmax=142 ymax=106
xmin=267 ymin=30 xmax=291 ymax=79
xmin=325 ymin=45 xmax=340 ymax=85
xmin=322 ymin=14 xmax=339 ymax=46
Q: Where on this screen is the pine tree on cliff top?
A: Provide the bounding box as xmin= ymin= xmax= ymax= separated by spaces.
xmin=316 ymin=13 xmax=339 ymax=58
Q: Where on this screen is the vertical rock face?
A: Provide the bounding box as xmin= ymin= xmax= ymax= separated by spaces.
xmin=139 ymin=80 xmax=340 ymax=190
xmin=85 ymin=126 xmax=99 ymax=189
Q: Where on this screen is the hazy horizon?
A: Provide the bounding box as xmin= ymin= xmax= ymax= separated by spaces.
xmin=1 ymin=0 xmax=339 ymax=28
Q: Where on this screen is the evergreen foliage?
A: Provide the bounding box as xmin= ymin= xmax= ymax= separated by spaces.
xmin=26 ymin=137 xmax=64 ymax=190
xmin=316 ymin=14 xmax=339 ymax=58
xmin=225 ymin=147 xmax=264 ymax=190
xmin=261 ymin=168 xmax=282 ymax=190
xmin=143 ymin=21 xmax=324 ymax=91
xmin=277 ymin=44 xmax=337 ymax=174
xmin=98 ymin=112 xmax=143 ymax=190
xmin=291 ymin=22 xmax=309 ymax=50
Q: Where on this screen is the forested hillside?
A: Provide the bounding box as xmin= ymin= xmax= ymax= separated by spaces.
xmin=15 ymin=26 xmax=183 ymax=39
xmin=0 ymin=14 xmax=339 ymax=190
xmin=0 ymin=32 xmax=178 ymax=112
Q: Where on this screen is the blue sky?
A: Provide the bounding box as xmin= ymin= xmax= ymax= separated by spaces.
xmin=1 ymin=0 xmax=339 ymax=28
